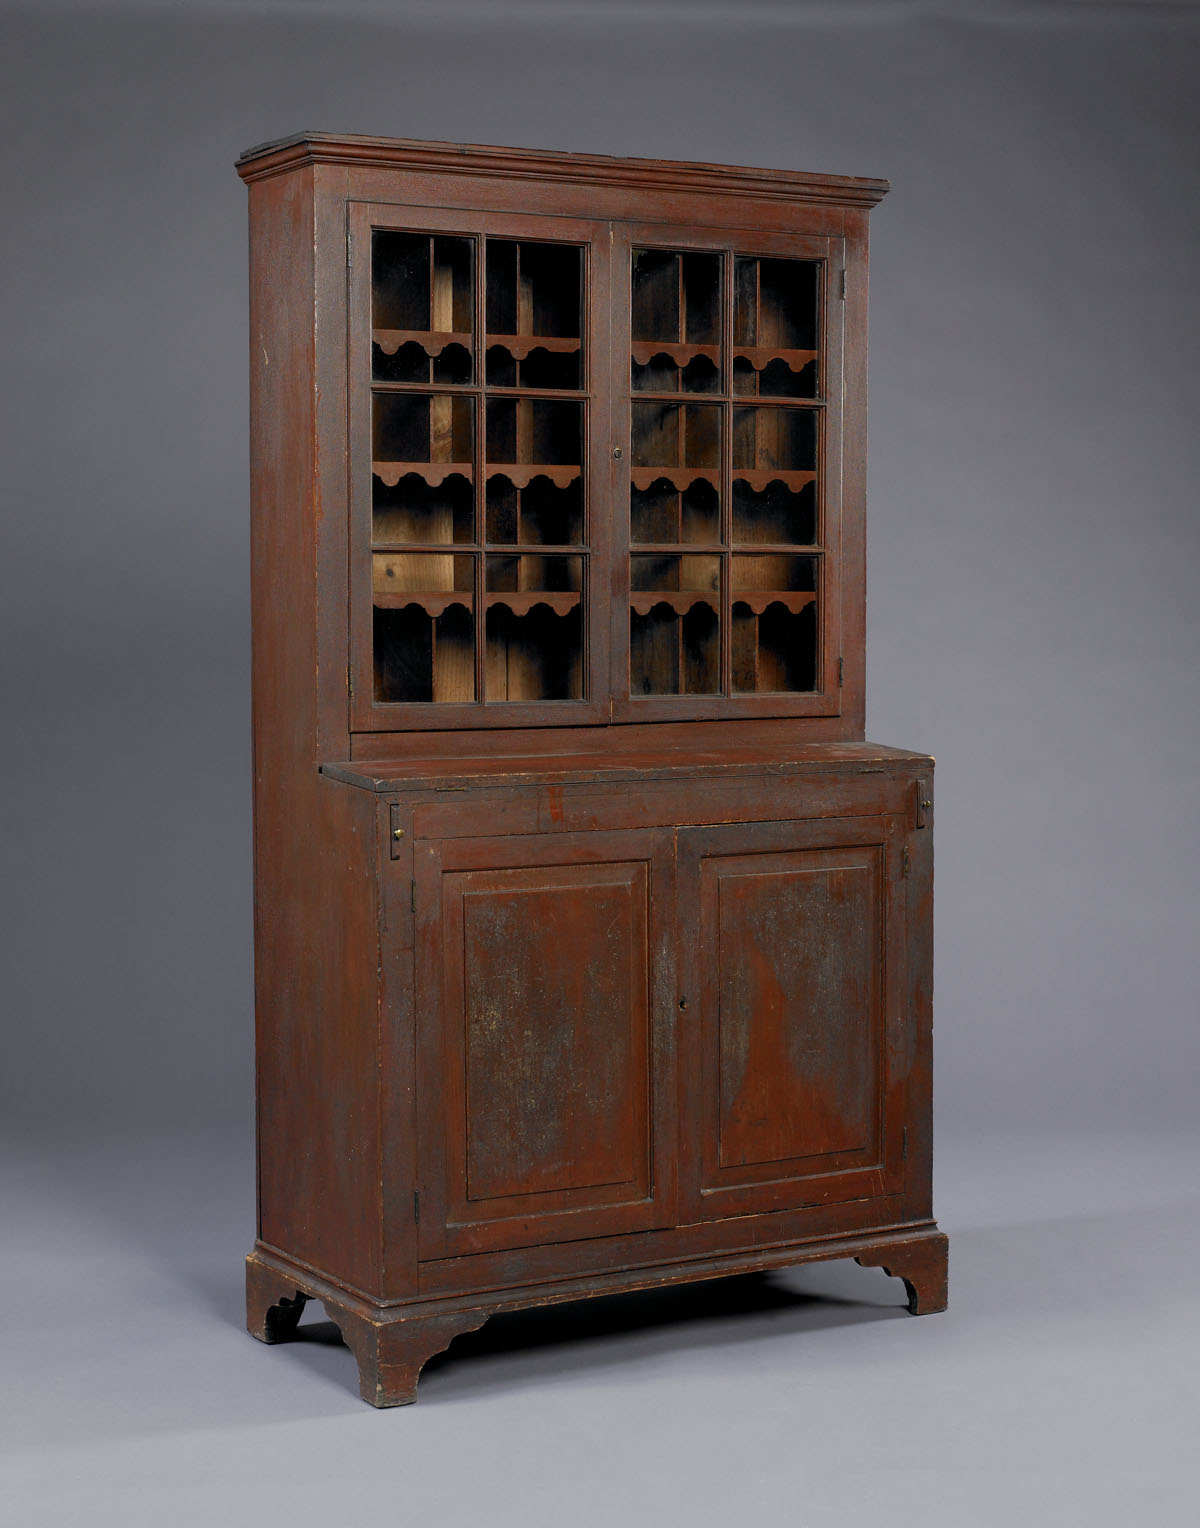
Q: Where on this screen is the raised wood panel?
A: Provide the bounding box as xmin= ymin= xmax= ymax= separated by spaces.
xmin=679 ymin=814 xmax=906 ymax=1221
xmin=714 ymin=850 xmax=881 ymax=1169
xmin=459 ymin=867 xmax=647 ymax=1202
xmin=413 ymin=828 xmax=676 ymax=1259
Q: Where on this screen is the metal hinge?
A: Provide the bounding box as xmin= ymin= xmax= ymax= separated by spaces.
xmin=902 ymin=1126 xmax=909 ymax=1160
xmin=837 ymin=656 xmax=844 ymax=688
xmin=838 ymin=268 xmax=847 ymax=301
xmin=915 ymin=778 xmax=931 ymax=829
xmin=347 ymin=225 xmax=352 ymax=264
xmin=902 ymin=845 xmax=911 ymax=878
xmin=413 ymin=1190 xmax=420 ymax=1224
xmin=411 ymin=879 xmax=417 ymax=914
xmin=347 ymin=662 xmax=354 ymax=701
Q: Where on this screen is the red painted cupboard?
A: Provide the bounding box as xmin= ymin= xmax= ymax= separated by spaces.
xmin=237 ymin=133 xmax=947 ymax=1405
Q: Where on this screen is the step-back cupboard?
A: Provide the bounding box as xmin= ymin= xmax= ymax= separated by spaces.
xmin=237 ymin=132 xmax=947 ymax=1406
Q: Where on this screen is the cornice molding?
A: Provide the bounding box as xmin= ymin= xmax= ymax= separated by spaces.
xmin=236 ymin=131 xmax=889 ymax=207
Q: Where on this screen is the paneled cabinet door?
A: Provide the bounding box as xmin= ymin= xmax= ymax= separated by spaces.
xmin=677 ymin=813 xmax=910 ymax=1222
xmin=412 ymin=827 xmax=677 ymax=1259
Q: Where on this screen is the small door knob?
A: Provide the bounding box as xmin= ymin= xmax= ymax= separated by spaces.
xmin=613 ymin=446 xmax=623 ymax=459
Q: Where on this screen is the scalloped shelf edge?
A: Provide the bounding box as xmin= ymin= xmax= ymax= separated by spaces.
xmin=485 ymin=592 xmax=581 ymax=617
xmin=630 ymin=592 xmax=718 ymax=616
xmin=733 ymin=346 xmax=818 ymax=372
xmin=373 ymin=592 xmax=474 ymax=614
xmin=373 ymin=592 xmax=581 ymax=618
xmin=372 ymin=330 xmax=582 ymax=361
xmin=630 ymin=468 xmax=719 ymax=492
xmin=731 ymin=591 xmax=817 ymax=615
xmin=373 ymin=463 xmax=581 ymax=490
xmin=732 ymin=471 xmax=818 ymax=491
xmin=631 ymin=342 xmax=719 ymax=368
xmin=630 ymin=469 xmax=815 ymax=493
xmin=373 ymin=463 xmax=473 ymax=488
xmin=487 ymin=334 xmax=580 ymax=360
xmin=628 ymin=343 xmax=817 ymax=372
xmin=373 ymin=329 xmax=471 ymax=358
xmin=486 ymin=465 xmax=581 ymax=490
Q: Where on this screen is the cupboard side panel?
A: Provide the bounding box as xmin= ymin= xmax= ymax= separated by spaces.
xmin=249 ymin=167 xmax=380 ymax=1294
xmin=254 ymin=779 xmax=382 ymax=1292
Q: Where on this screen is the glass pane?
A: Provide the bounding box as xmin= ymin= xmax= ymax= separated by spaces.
xmin=631 ymin=248 xmax=721 ymax=393
xmin=372 ymin=232 xmax=473 ymax=383
xmin=484 ymin=555 xmax=583 ymax=702
xmin=732 ymin=405 xmax=816 ymax=473
xmin=486 ymin=397 xmax=582 ymax=476
xmin=486 ymin=240 xmax=582 ymax=389
xmin=374 ymin=604 xmax=476 ymax=703
xmin=733 ymin=256 xmax=818 ymax=398
xmin=732 ymin=476 xmax=816 ymax=547
xmin=631 ymin=478 xmax=720 ymax=546
xmin=485 ymin=605 xmax=583 ymax=701
xmin=373 ymin=393 xmax=474 ymax=479
xmin=374 ymin=473 xmax=473 ymax=546
xmin=631 ymin=553 xmax=720 ymax=593
xmin=631 ymin=402 xmax=721 ymax=554
xmin=486 ymin=475 xmax=583 ymax=547
xmin=373 ymin=550 xmax=474 ymax=597
xmin=372 ymin=552 xmax=475 ymax=704
xmin=731 ymin=553 xmax=818 ymax=695
xmin=486 ymin=553 xmax=583 ymax=593
xmin=629 ymin=554 xmax=720 ymax=697
xmin=632 ymin=401 xmax=720 ymax=477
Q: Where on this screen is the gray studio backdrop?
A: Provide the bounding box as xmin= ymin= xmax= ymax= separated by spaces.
xmin=1 ymin=0 xmax=1197 ymax=1147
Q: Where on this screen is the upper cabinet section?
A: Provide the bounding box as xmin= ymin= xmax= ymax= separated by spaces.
xmin=238 ymin=136 xmax=886 ymax=738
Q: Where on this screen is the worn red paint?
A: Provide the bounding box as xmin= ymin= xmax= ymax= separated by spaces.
xmin=239 ymin=133 xmax=946 ymax=1407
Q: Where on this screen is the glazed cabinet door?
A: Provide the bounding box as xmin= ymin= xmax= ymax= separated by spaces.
xmin=677 ymin=812 xmax=911 ymax=1222
xmin=412 ymin=827 xmax=677 ymax=1259
xmin=347 ymin=202 xmax=613 ymax=731
xmin=609 ymin=220 xmax=848 ymax=722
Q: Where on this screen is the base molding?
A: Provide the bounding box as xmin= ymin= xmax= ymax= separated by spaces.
xmin=246 ymin=1224 xmax=948 ymax=1407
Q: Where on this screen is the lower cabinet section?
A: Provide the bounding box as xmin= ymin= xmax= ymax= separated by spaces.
xmin=249 ymin=750 xmax=944 ymax=1405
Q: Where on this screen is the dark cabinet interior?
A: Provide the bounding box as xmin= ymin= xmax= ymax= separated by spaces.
xmin=238 ymin=133 xmax=947 ymax=1407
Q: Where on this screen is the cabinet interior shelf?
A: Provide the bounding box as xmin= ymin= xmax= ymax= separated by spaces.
xmin=629 ymin=590 xmax=816 ymax=616
xmin=373 ymin=591 xmax=582 ymax=617
xmin=375 ymin=328 xmax=470 ymax=357
xmin=731 ymin=590 xmax=816 ymax=614
xmin=631 ymin=467 xmax=816 ymax=493
xmin=373 ymin=462 xmax=581 ymax=489
xmin=374 ymin=329 xmax=580 ymax=360
xmin=488 ymin=334 xmax=580 ymax=359
xmin=631 ymin=341 xmax=817 ymax=373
